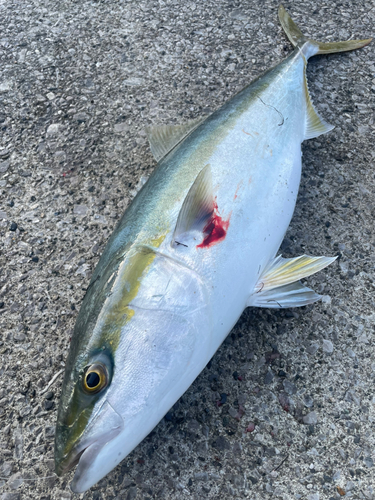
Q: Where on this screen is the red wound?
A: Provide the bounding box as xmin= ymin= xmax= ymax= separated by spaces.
xmin=197 ymin=203 xmax=230 ymax=249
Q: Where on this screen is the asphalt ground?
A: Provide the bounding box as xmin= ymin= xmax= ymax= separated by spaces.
xmin=0 ymin=1 xmax=374 ymax=499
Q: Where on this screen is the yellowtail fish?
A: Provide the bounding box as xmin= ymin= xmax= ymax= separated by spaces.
xmin=54 ymin=5 xmax=371 ymax=492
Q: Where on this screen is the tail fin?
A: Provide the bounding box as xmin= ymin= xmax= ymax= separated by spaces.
xmin=278 ymin=5 xmax=371 ymax=140
xmin=278 ymin=5 xmax=372 ymax=59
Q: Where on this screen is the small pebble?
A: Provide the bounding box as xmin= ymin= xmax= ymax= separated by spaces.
xmin=212 ymin=436 xmax=230 ymax=451
xmin=345 ymin=481 xmax=355 ymax=492
xmin=9 ymin=222 xmax=17 ymax=231
xmin=333 ymin=471 xmax=341 ymax=481
xmin=14 ymin=333 xmax=26 ymax=342
xmin=364 ymin=456 xmax=374 ymax=468
xmin=303 ymin=411 xmax=318 ymax=425
xmin=1 ymin=462 xmax=13 ymax=477
xmin=307 ymin=494 xmax=320 ymax=500
xmin=8 ymin=473 xmax=24 ymax=490
xmin=74 ymin=112 xmax=90 ymax=123
xmin=45 ymin=426 xmax=55 ymax=438
xmin=303 ymin=395 xmax=314 ymax=408
xmin=44 ymin=400 xmax=54 ymax=411
xmin=114 ymin=122 xmax=129 ymax=133
xmin=194 ymin=472 xmax=208 ymax=481
xmin=283 ymin=379 xmax=297 ymax=395
xmin=264 ymin=370 xmax=274 ymax=385
xmin=322 ymin=339 xmax=334 ymax=353
xmin=218 ymin=393 xmax=227 ymax=405
xmin=56 ymin=492 xmax=71 ymax=500
xmin=321 ymin=295 xmax=331 ymax=304
xmin=306 ymin=342 xmax=319 ymax=355
xmin=126 ymin=487 xmax=137 ymax=500
xmin=228 ymin=406 xmax=238 ymax=418
xmin=74 ymin=205 xmax=88 ymax=216
xmin=0 ymin=149 xmax=10 ymax=159
xmin=47 ymin=123 xmax=60 ymax=134
xmin=0 ymin=160 xmax=10 ymax=173
xmin=347 ymin=348 xmax=356 ymax=358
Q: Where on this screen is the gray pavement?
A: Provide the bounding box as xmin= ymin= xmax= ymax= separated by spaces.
xmin=1 ymin=1 xmax=374 ymax=499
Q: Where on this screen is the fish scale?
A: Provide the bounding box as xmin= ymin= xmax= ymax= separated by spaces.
xmin=54 ymin=5 xmax=371 ymax=492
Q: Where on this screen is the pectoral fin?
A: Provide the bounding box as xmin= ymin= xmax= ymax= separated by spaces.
xmin=248 ymin=254 xmax=337 ymax=308
xmin=173 ymin=164 xmax=214 ymax=244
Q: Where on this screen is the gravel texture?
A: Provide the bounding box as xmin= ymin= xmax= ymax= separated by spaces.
xmin=1 ymin=1 xmax=374 ymax=499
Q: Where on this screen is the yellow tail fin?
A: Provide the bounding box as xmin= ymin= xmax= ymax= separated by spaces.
xmin=278 ymin=5 xmax=372 ymax=140
xmin=278 ymin=5 xmax=372 ymax=58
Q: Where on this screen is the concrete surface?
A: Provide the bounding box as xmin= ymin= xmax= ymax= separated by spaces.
xmin=1 ymin=0 xmax=374 ymax=499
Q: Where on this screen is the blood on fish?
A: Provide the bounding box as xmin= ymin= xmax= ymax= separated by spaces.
xmin=233 ymin=180 xmax=243 ymax=201
xmin=197 ymin=202 xmax=230 ymax=249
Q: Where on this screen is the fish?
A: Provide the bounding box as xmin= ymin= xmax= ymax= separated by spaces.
xmin=54 ymin=5 xmax=371 ymax=492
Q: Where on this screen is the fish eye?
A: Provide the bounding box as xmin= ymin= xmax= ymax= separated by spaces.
xmin=82 ymin=363 xmax=108 ymax=394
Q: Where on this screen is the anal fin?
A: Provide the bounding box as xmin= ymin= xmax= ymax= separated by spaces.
xmin=303 ymin=65 xmax=334 ymax=140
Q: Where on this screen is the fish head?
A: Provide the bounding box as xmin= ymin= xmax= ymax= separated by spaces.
xmin=55 ymin=250 xmax=211 ymax=493
xmin=54 ymin=347 xmax=124 ymax=487
xmin=55 ymin=309 xmax=207 ymax=492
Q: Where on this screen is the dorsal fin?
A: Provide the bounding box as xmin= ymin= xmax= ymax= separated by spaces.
xmin=146 ymin=117 xmax=205 ymax=162
xmin=173 ymin=164 xmax=213 ymax=243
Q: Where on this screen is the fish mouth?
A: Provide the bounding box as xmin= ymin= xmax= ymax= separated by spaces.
xmin=55 ymin=443 xmax=90 ymax=476
xmin=70 ymin=441 xmax=110 ymax=493
xmin=55 ymin=400 xmax=124 ymax=486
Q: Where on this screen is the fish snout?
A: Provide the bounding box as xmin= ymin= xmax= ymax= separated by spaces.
xmin=54 ymin=400 xmax=124 ymax=481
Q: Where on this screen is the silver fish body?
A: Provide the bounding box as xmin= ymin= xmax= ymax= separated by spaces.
xmin=55 ymin=5 xmax=371 ymax=492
